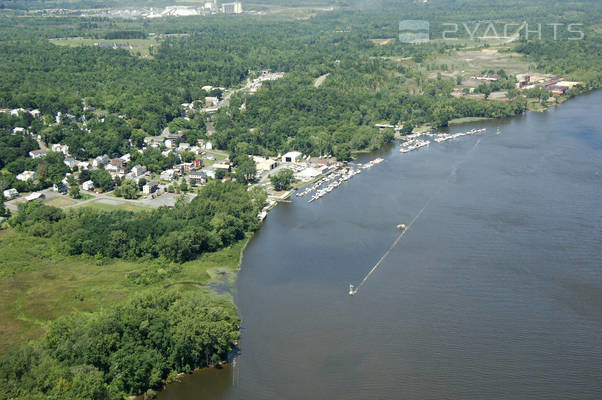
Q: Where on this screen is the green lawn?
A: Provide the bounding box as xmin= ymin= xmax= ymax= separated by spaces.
xmin=70 ymin=199 xmax=151 ymax=213
xmin=0 ymin=228 xmax=250 ymax=355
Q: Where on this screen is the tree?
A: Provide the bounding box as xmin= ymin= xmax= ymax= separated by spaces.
xmin=118 ymin=179 xmax=139 ymax=199
xmin=69 ymin=184 xmax=82 ymax=199
xmin=78 ymin=169 xmax=91 ymax=184
xmin=215 ymin=169 xmax=226 ymax=180
xmin=234 ymin=155 xmax=256 ymax=184
xmin=0 ymin=194 xmax=9 ymax=218
xmin=91 ymin=169 xmax=114 ymax=191
xmin=270 ymin=169 xmax=294 ymax=191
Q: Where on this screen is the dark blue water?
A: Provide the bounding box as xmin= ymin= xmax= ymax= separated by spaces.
xmin=160 ymin=91 xmax=602 ymax=399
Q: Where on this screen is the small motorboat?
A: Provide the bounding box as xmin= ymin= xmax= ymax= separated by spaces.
xmin=397 ymin=224 xmax=407 ymax=230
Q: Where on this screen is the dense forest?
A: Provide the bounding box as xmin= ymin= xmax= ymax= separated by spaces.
xmin=0 ymin=290 xmax=240 ymax=399
xmin=9 ymin=181 xmax=266 ymax=262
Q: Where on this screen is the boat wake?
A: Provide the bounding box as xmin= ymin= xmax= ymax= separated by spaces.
xmin=350 ymin=137 xmax=483 ymax=296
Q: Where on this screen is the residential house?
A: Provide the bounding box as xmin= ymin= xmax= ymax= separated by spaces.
xmin=202 ymin=168 xmax=216 ymax=179
xmin=16 ymin=171 xmax=36 ymax=182
xmin=12 ymin=127 xmax=26 ymax=135
xmin=160 ymin=169 xmax=176 ymax=181
xmin=131 ymin=165 xmax=147 ymax=178
xmin=51 ymin=144 xmax=69 ymax=155
xmin=3 ymin=188 xmax=18 ymax=200
xmin=29 ymin=149 xmax=47 ymax=159
xmin=82 ymin=180 xmax=95 ymax=191
xmin=107 ymin=158 xmax=128 ymax=173
xmin=205 ymin=97 xmax=219 ymax=107
xmin=175 ymin=163 xmax=193 ymax=173
xmin=63 ymin=157 xmax=76 ymax=168
xmin=188 ymin=170 xmax=207 ymax=184
xmin=93 ymin=155 xmax=109 ymax=168
xmin=142 ymin=181 xmax=159 ymax=195
xmin=192 ymin=159 xmax=203 ymax=168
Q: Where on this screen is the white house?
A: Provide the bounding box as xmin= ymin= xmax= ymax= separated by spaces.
xmin=51 ymin=144 xmax=69 ymax=155
xmin=205 ymin=97 xmax=219 ymax=107
xmin=63 ymin=157 xmax=76 ymax=168
xmin=16 ymin=171 xmax=36 ymax=182
xmin=142 ymin=181 xmax=159 ymax=195
xmin=93 ymin=155 xmax=109 ymax=168
xmin=82 ymin=180 xmax=95 ymax=191
xmin=11 ymin=127 xmax=26 ymax=135
xmin=202 ymin=168 xmax=216 ymax=179
xmin=29 ymin=149 xmax=47 ymax=159
xmin=179 ymin=142 xmax=191 ymax=151
xmin=282 ymin=151 xmax=303 ymax=163
xmin=3 ymin=188 xmax=18 ymax=200
xmin=131 ymin=165 xmax=147 ymax=177
xmin=160 ymin=169 xmax=176 ymax=181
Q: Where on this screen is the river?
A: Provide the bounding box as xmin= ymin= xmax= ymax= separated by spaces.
xmin=159 ymin=91 xmax=602 ymax=400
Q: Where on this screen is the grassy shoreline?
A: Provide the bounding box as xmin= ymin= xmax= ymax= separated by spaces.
xmin=0 ymin=227 xmax=252 ymax=356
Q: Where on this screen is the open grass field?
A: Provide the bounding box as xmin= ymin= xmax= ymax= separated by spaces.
xmin=0 ymin=228 xmax=250 ymax=355
xmin=420 ymin=44 xmax=535 ymax=84
xmin=42 ymin=196 xmax=78 ymax=208
xmin=70 ymin=199 xmax=152 ymax=212
xmin=49 ymin=37 xmax=159 ymax=58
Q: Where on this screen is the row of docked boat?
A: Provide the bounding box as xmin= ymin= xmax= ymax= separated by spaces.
xmin=361 ymin=157 xmax=384 ymax=169
xmin=296 ymin=173 xmax=336 ymax=198
xmin=433 ymin=128 xmax=486 ymax=143
xmin=400 ymin=139 xmax=430 ymax=153
xmin=308 ymin=167 xmax=361 ymax=202
xmin=296 ymin=157 xmax=384 ymax=203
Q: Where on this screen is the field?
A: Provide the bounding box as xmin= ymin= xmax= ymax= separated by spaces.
xmin=421 ymin=44 xmax=535 ymax=84
xmin=49 ymin=37 xmax=159 ymax=58
xmin=70 ymin=198 xmax=153 ymax=212
xmin=0 ymin=228 xmax=250 ymax=355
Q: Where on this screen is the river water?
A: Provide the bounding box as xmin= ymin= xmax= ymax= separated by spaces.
xmin=159 ymin=91 xmax=602 ymax=399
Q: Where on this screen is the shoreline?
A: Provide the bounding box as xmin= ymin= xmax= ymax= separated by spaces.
xmin=137 ymin=86 xmax=602 ymax=398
